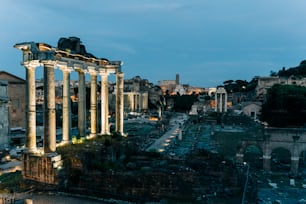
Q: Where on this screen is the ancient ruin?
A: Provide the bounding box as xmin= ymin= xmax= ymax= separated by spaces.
xmin=237 ymin=127 xmax=306 ymax=176
xmin=215 ymin=86 xmax=227 ymax=113
xmin=14 ymin=37 xmax=124 ymax=184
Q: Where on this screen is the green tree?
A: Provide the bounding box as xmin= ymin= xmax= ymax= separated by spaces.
xmin=173 ymin=95 xmax=198 ymax=112
xmin=261 ymin=84 xmax=306 ymax=127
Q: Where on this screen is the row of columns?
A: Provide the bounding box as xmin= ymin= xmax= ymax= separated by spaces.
xmin=24 ymin=60 xmax=124 ymax=154
xmin=215 ymin=87 xmax=227 ymax=113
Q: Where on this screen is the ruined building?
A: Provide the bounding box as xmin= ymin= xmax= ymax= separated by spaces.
xmin=0 ymin=80 xmax=9 ymax=148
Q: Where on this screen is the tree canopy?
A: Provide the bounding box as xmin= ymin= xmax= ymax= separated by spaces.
xmin=272 ymin=60 xmax=306 ymax=77
xmin=261 ymin=84 xmax=306 ymax=127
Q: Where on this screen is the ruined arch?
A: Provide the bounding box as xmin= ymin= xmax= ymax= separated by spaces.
xmin=236 ymin=140 xmax=263 ymax=164
xmin=270 ymin=147 xmax=291 ymax=173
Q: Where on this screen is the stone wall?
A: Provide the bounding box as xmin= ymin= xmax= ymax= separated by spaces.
xmin=0 ymin=80 xmax=9 ymax=148
xmin=8 ymin=82 xmax=26 ymax=128
xmin=22 ymin=153 xmax=62 ymax=184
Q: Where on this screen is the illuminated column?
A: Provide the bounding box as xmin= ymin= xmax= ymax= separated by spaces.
xmin=77 ymin=70 xmax=86 ymax=138
xmin=219 ymin=95 xmax=223 ymax=112
xmin=43 ymin=62 xmax=56 ymax=153
xmin=115 ymin=72 xmax=124 ymax=134
xmin=24 ymin=62 xmax=38 ymax=153
xmin=224 ymin=94 xmax=227 ymax=112
xmin=89 ymin=71 xmax=97 ymax=137
xmin=100 ymin=72 xmax=109 ymax=135
xmin=131 ymin=94 xmax=135 ymax=111
xmin=215 ymin=87 xmax=227 ymax=112
xmin=61 ymin=68 xmax=71 ymax=143
xmin=214 ymin=94 xmax=217 ymax=112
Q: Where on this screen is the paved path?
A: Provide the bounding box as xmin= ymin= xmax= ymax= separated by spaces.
xmin=146 ymin=124 xmax=180 ymax=152
xmin=146 ymin=113 xmax=188 ymax=153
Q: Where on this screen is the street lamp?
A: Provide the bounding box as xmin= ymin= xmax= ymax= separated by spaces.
xmin=241 ymin=162 xmax=250 ymax=204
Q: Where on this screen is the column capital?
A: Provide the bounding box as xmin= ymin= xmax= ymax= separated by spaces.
xmin=116 ymin=72 xmax=124 ymax=77
xmin=88 ymin=66 xmax=98 ymax=76
xmin=54 ymin=61 xmax=74 ymax=72
xmin=75 ymin=67 xmax=87 ymax=74
xmin=23 ymin=60 xmax=42 ymax=69
xmin=41 ymin=60 xmax=56 ymax=68
xmin=99 ymin=69 xmax=110 ymax=76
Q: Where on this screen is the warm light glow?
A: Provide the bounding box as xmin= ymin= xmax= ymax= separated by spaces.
xmin=163 ymin=143 xmax=169 ymax=146
xmin=165 ymin=139 xmax=171 ymax=143
xmin=158 ymin=148 xmax=165 ymax=152
xmin=72 ymin=137 xmax=84 ymax=144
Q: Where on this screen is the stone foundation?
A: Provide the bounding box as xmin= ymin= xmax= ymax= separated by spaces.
xmin=22 ymin=152 xmax=62 ymax=184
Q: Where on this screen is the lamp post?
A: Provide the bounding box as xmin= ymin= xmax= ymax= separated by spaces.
xmin=241 ymin=162 xmax=250 ymax=204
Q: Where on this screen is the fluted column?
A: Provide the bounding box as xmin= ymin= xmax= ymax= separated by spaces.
xmin=100 ymin=72 xmax=109 ymax=135
xmin=215 ymin=94 xmax=218 ymax=112
xmin=78 ymin=70 xmax=86 ymax=138
xmin=24 ymin=62 xmax=38 ymax=153
xmin=89 ymin=72 xmax=97 ymax=137
xmin=115 ymin=72 xmax=124 ymax=135
xmin=62 ymin=69 xmax=71 ymax=143
xmin=219 ymin=94 xmax=223 ymax=112
xmin=224 ymin=93 xmax=227 ymax=112
xmin=43 ymin=62 xmax=56 ymax=153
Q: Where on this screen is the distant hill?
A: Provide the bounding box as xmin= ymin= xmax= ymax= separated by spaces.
xmin=276 ymin=60 xmax=306 ymax=77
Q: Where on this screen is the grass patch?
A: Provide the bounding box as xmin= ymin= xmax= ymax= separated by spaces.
xmin=0 ymin=171 xmax=23 ymax=191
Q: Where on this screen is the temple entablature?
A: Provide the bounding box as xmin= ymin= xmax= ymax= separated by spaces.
xmin=14 ymin=41 xmax=122 ymax=74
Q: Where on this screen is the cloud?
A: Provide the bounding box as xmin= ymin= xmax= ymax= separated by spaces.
xmin=104 ymin=42 xmax=137 ymax=55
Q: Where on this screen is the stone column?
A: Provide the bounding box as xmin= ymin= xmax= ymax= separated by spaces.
xmin=214 ymin=94 xmax=218 ymax=112
xmin=115 ymin=72 xmax=124 ymax=135
xmin=219 ymin=94 xmax=223 ymax=112
xmin=61 ymin=69 xmax=71 ymax=144
xmin=291 ymin=156 xmax=299 ymax=176
xmin=224 ymin=93 xmax=227 ymax=112
xmin=263 ymin=154 xmax=271 ymax=172
xmin=24 ymin=62 xmax=38 ymax=153
xmin=89 ymin=72 xmax=97 ymax=138
xmin=100 ymin=72 xmax=109 ymax=135
xmin=236 ymin=153 xmax=244 ymax=163
xmin=77 ymin=70 xmax=86 ymax=138
xmin=291 ymin=144 xmax=300 ymax=176
xmin=43 ymin=62 xmax=56 ymax=153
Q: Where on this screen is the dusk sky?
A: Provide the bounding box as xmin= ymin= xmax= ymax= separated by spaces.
xmin=1 ymin=0 xmax=306 ymax=87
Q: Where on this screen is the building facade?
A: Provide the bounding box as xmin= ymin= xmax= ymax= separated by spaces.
xmin=0 ymin=71 xmax=26 ymax=129
xmin=0 ymin=80 xmax=9 ymax=148
xmin=256 ymin=76 xmax=306 ymax=100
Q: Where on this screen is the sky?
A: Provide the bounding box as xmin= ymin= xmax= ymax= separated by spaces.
xmin=1 ymin=0 xmax=306 ymax=87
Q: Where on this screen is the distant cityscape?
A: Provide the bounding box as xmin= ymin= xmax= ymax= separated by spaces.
xmin=0 ymin=39 xmax=306 ymax=203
